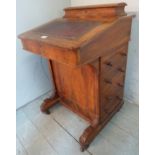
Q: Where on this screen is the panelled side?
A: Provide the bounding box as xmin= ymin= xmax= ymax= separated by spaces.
xmin=52 ymin=59 xmax=100 ymax=126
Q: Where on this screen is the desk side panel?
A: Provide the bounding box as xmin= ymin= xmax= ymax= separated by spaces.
xmin=52 ymin=60 xmax=100 ymax=126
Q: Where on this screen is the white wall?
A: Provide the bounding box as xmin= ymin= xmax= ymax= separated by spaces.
xmin=16 ymin=0 xmax=70 ymax=109
xmin=71 ymin=0 xmax=139 ymax=105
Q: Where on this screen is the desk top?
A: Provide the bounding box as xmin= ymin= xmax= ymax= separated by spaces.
xmin=18 ymin=3 xmax=134 ymax=66
xmin=19 ymin=3 xmax=128 ymax=49
xmin=19 ymin=18 xmax=110 ymax=49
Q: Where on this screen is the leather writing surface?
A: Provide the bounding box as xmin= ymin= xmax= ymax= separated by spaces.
xmin=34 ymin=19 xmax=101 ymax=40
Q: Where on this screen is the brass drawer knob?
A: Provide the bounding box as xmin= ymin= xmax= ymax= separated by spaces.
xmin=116 ymin=96 xmax=123 ymax=100
xmin=120 ymin=52 xmax=127 ymax=56
xmin=118 ymin=67 xmax=125 ymax=72
xmin=106 ymin=96 xmax=113 ymax=101
xmin=117 ymin=83 xmax=124 ymax=87
xmin=105 ymin=62 xmax=112 ymax=67
xmin=104 ymin=79 xmax=112 ymax=84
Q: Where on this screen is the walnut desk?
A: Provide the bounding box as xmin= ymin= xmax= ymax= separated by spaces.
xmin=18 ymin=3 xmax=134 ymax=151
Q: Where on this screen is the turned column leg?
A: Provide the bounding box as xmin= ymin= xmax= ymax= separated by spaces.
xmin=40 ymin=93 xmax=60 ymax=114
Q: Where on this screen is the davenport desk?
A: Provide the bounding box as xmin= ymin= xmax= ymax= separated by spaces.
xmin=18 ymin=3 xmax=134 ymax=151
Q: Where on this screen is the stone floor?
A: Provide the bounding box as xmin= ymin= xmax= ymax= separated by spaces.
xmin=16 ymin=92 xmax=139 ymax=155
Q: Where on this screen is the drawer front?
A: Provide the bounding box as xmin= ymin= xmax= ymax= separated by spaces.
xmin=101 ymin=51 xmax=127 ymax=74
xmin=101 ymin=80 xmax=124 ymax=114
xmin=41 ymin=43 xmax=78 ymax=66
xmin=21 ymin=38 xmax=79 ymax=66
xmin=110 ymin=52 xmax=127 ymax=72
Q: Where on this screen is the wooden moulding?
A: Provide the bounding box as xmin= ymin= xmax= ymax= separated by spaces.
xmin=64 ymin=2 xmax=127 ymax=20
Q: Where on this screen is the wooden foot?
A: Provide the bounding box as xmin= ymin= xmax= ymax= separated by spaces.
xmin=80 ymin=144 xmax=89 ymax=152
xmin=79 ymin=102 xmax=124 ymax=151
xmin=44 ymin=109 xmax=51 ymax=115
xmin=40 ymin=94 xmax=60 ymax=114
xmin=79 ymin=125 xmax=100 ymax=152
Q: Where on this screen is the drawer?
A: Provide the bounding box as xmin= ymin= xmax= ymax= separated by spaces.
xmin=101 ymin=52 xmax=127 ymax=73
xmin=101 ymin=51 xmax=127 ymax=89
xmin=110 ymin=52 xmax=127 ymax=71
xmin=102 ymin=82 xmax=123 ymax=99
xmin=101 ymin=63 xmax=117 ymax=79
xmin=103 ymin=97 xmax=122 ymax=114
xmin=101 ymin=67 xmax=125 ymax=88
xmin=21 ymin=38 xmax=79 ymax=66
xmin=112 ymin=72 xmax=125 ymax=87
xmin=101 ymin=83 xmax=124 ymax=114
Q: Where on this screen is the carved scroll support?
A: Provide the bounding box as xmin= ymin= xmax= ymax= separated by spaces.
xmin=40 ymin=93 xmax=60 ymax=114
xmin=79 ymin=102 xmax=124 ymax=152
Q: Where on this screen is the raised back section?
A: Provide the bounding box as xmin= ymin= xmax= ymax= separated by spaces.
xmin=64 ymin=3 xmax=127 ymax=21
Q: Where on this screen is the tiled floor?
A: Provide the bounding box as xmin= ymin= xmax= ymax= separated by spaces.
xmin=16 ymin=92 xmax=139 ymax=155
